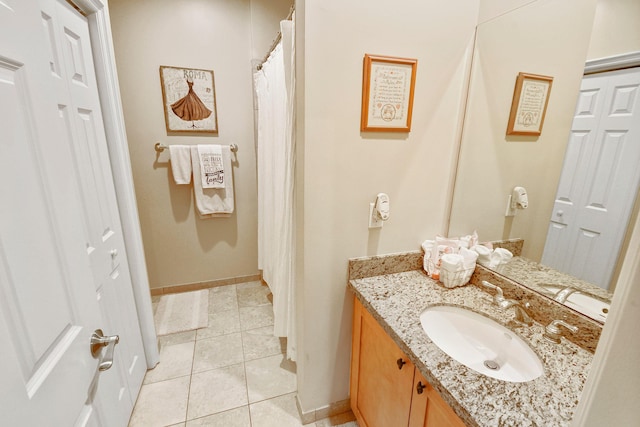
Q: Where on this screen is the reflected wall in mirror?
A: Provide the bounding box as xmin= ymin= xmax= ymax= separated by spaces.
xmin=448 ymin=0 xmax=640 ymax=324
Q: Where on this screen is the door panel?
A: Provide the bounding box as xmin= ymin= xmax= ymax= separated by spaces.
xmin=354 ymin=301 xmax=414 ymax=427
xmin=0 ymin=0 xmax=145 ymax=425
xmin=0 ymin=2 xmax=103 ymax=424
xmin=48 ymin=0 xmax=146 ymax=420
xmin=542 ymin=68 xmax=640 ymax=289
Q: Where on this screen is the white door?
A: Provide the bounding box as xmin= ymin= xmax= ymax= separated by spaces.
xmin=542 ymin=67 xmax=640 ymax=289
xmin=0 ymin=0 xmax=145 ymax=425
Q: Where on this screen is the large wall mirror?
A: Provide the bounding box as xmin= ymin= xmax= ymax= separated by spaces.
xmin=448 ymin=0 xmax=640 ymax=325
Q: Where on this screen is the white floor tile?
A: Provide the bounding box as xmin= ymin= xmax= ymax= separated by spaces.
xmin=241 ymin=326 xmax=286 ymax=361
xmin=245 ymin=354 xmax=297 ymax=403
xmin=237 ymin=281 xmax=271 ymax=307
xmin=249 ymin=393 xmax=308 ymax=427
xmin=144 ymin=341 xmax=195 ymax=384
xmin=159 ymin=330 xmax=197 ymax=348
xmin=197 ymin=308 xmax=241 ymax=340
xmin=193 ymin=332 xmax=244 ymax=373
xmin=186 ymin=406 xmax=251 ymax=427
xmin=209 ymin=284 xmax=238 ymax=312
xmin=128 ymin=376 xmax=189 ymax=426
xmin=187 ymin=363 xmax=248 ymax=420
xmin=239 ymin=305 xmax=274 ymax=331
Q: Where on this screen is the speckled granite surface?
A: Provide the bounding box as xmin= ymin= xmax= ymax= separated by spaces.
xmin=348 ymin=251 xmax=423 ymax=280
xmin=470 ymin=266 xmax=602 ymax=353
xmin=490 ymin=238 xmax=524 ymax=257
xmin=349 ymin=270 xmax=593 ymax=427
xmin=497 ymin=256 xmax=612 ymax=303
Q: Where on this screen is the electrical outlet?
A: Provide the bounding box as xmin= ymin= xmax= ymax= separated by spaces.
xmin=369 ymin=202 xmax=383 ymax=228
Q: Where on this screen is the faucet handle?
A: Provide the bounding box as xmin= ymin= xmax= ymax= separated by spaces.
xmin=481 ymin=280 xmax=505 ymax=302
xmin=543 ymin=319 xmax=578 ymax=344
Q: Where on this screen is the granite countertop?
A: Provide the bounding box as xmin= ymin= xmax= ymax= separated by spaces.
xmin=498 ymin=256 xmax=613 ymax=302
xmin=349 ymin=270 xmax=594 ymax=427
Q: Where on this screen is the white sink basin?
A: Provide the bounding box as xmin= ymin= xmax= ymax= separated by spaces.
xmin=420 ymin=305 xmax=543 ymax=383
xmin=540 ymin=285 xmax=609 ymax=322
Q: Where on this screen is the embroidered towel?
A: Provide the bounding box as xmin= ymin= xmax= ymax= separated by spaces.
xmin=169 ymin=145 xmax=192 ymax=184
xmin=197 ymin=144 xmax=225 ymax=189
xmin=190 ymin=145 xmax=234 ymax=216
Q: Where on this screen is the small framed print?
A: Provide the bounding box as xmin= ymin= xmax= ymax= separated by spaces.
xmin=160 ymin=65 xmax=218 ymax=133
xmin=506 ymin=72 xmax=553 ymax=136
xmin=361 ymin=54 xmax=417 ymax=132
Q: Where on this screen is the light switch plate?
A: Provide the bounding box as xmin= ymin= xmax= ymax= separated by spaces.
xmin=505 ymin=195 xmax=516 ymax=217
xmin=369 ymin=203 xmax=383 ymax=228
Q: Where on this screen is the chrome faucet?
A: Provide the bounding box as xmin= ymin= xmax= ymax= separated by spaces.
xmin=554 ymin=287 xmax=578 ymax=303
xmin=481 ymin=281 xmax=534 ymax=326
xmin=543 ymin=319 xmax=578 ymax=344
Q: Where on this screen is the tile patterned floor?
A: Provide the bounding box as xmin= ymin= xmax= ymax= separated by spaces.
xmin=132 ymin=281 xmax=355 ymax=427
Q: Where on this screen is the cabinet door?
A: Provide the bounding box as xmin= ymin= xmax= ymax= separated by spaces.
xmin=351 ymin=299 xmax=415 ymax=427
xmin=408 ymin=371 xmax=467 ymax=427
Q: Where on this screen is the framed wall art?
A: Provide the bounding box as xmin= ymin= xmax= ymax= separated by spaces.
xmin=506 ymin=72 xmax=553 ymax=136
xmin=159 ymin=66 xmax=218 ymax=133
xmin=361 ymin=54 xmax=417 ymax=132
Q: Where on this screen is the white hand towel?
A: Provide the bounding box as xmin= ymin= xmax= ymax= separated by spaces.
xmin=197 ymin=144 xmax=225 ymax=189
xmin=190 ymin=145 xmax=234 ymax=216
xmin=169 ymin=145 xmax=192 ymax=184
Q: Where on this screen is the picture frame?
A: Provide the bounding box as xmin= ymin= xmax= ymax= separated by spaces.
xmin=506 ymin=72 xmax=553 ymax=136
xmin=159 ymin=65 xmax=218 ymax=133
xmin=361 ymin=54 xmax=417 ymax=132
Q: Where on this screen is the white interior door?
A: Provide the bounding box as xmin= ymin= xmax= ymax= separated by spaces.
xmin=542 ymin=67 xmax=640 ymax=289
xmin=0 ymin=0 xmax=145 ymax=425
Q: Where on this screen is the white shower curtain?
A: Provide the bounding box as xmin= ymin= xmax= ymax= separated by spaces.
xmin=254 ymin=19 xmax=296 ymax=361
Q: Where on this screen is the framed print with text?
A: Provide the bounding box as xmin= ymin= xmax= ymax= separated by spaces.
xmin=506 ymin=72 xmax=553 ymax=136
xmin=361 ymin=54 xmax=417 ymax=132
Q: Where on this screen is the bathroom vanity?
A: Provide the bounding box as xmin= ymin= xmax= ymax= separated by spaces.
xmin=351 ymin=297 xmax=466 ymax=427
xmin=348 ymin=255 xmax=596 ymax=427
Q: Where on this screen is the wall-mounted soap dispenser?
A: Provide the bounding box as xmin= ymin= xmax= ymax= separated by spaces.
xmin=505 ymin=186 xmax=528 ymax=216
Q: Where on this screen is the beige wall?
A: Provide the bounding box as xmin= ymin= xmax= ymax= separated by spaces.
xmin=587 ymin=0 xmax=640 ymax=60
xmin=296 ymin=0 xmax=480 ymax=411
xmin=249 ymin=0 xmax=292 ymax=60
xmin=448 ymin=0 xmax=597 ymax=261
xmin=110 ymin=0 xmax=259 ymax=289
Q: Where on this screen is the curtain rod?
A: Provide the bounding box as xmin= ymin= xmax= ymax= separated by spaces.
xmin=256 ymin=5 xmax=294 ymax=71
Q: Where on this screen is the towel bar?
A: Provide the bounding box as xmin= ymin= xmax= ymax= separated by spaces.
xmin=154 ymin=142 xmax=238 ymax=153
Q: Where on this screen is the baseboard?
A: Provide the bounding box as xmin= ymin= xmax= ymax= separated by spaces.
xmin=149 ymin=273 xmax=262 ymax=296
xmin=295 ymin=395 xmax=352 ymax=424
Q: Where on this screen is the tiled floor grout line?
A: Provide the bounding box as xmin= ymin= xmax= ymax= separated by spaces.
xmin=183 ymin=336 xmax=196 ymax=425
xmin=237 ymin=284 xmax=255 ymax=427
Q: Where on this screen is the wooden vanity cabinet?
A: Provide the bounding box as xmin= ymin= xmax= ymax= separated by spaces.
xmin=350 ymin=298 xmax=466 ymax=427
xmin=408 ymin=371 xmax=467 ymax=427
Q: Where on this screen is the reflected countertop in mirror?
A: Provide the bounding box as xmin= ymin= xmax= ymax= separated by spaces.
xmin=493 ymin=256 xmax=612 ymax=323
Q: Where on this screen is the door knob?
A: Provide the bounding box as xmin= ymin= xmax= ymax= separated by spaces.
xmin=90 ymin=329 xmax=120 ymax=371
xmin=416 ymin=381 xmax=426 ymax=394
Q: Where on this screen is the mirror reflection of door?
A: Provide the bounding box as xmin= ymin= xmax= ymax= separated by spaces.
xmin=542 ymin=67 xmax=640 ymax=290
